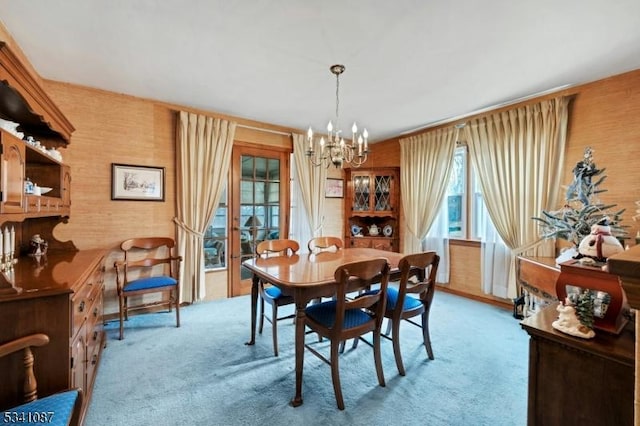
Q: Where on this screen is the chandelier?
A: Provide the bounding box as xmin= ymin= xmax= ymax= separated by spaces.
xmin=306 ymin=64 xmax=369 ymax=168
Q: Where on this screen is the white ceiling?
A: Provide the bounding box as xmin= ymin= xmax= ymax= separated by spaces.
xmin=1 ymin=1 xmax=639 ymax=142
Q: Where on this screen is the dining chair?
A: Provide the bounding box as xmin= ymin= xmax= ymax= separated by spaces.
xmin=304 ymin=257 xmax=390 ymax=410
xmin=0 ymin=333 xmax=83 ymax=426
xmin=307 ymin=236 xmax=343 ymax=253
xmin=113 ymin=237 xmax=182 ymax=340
xmin=383 ymin=251 xmax=440 ymax=375
xmin=256 ymin=239 xmax=300 ymax=356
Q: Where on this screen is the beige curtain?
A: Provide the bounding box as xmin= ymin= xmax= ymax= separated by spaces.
xmin=175 ymin=111 xmax=236 ymax=303
xmin=399 ymin=127 xmax=458 ymax=253
xmin=292 ymin=133 xmax=327 ymax=237
xmin=464 ymin=96 xmax=570 ymax=297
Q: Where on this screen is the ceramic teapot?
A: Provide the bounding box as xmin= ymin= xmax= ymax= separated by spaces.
xmin=351 ymin=225 xmax=363 ymax=236
xmin=368 ymin=224 xmax=380 ymax=236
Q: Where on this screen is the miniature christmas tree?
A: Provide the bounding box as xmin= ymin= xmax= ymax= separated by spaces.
xmin=576 ymin=289 xmax=595 ymax=330
xmin=533 ymin=147 xmax=626 ymax=248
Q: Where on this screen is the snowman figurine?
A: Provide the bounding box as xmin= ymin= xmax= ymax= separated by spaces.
xmin=576 ymin=217 xmax=624 ymax=262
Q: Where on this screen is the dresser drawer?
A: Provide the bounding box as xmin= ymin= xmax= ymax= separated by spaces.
xmin=71 ymin=282 xmax=92 ymax=337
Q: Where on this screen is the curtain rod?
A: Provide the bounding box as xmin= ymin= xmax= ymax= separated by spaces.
xmin=237 ymin=123 xmax=292 ymax=136
xmin=399 ymin=83 xmax=573 ymax=136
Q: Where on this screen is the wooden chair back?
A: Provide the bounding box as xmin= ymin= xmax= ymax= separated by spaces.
xmin=256 ymin=239 xmax=299 ymax=257
xmin=307 ymin=236 xmax=343 ymax=253
xmin=397 ymin=251 xmax=440 ymax=313
xmin=0 ymin=333 xmax=82 ymax=425
xmin=119 ymin=237 xmax=179 ymax=281
xmin=332 ymin=258 xmax=390 ymax=338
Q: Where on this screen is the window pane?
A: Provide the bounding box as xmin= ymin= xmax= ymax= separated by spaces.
xmin=241 ymin=156 xmax=253 ymax=179
xmin=447 ymin=148 xmax=466 ymax=237
xmin=204 ymin=182 xmax=228 ymax=270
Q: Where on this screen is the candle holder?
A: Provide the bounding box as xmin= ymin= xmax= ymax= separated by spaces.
xmin=5 ymin=252 xmax=14 ymax=271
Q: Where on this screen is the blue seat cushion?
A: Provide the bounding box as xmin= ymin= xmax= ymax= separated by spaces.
xmin=263 ymin=285 xmax=283 ymax=299
xmin=124 ymin=276 xmax=177 ymax=292
xmin=1 ymin=389 xmax=79 ymax=426
xmin=363 ymin=287 xmax=422 ymax=311
xmin=386 ymin=287 xmax=422 ymax=311
xmin=305 ymin=300 xmax=373 ymax=329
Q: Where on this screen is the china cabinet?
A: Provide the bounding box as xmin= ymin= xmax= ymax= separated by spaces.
xmin=0 ymin=41 xmax=104 ymax=424
xmin=344 ymin=167 xmax=400 ymax=252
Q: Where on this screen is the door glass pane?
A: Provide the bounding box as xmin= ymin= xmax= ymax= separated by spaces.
xmin=240 ymin=181 xmax=253 ymax=204
xmin=268 ymin=158 xmax=280 ymax=180
xmin=241 ymin=156 xmax=253 ymax=179
xmin=254 ymin=181 xmax=266 ymax=204
xmin=255 ymin=157 xmax=267 ymax=179
xmin=267 ymin=181 xmax=279 ymax=203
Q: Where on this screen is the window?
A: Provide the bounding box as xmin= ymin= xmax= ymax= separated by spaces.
xmin=204 ymin=183 xmax=228 ymax=270
xmin=444 ymin=145 xmax=481 ymax=240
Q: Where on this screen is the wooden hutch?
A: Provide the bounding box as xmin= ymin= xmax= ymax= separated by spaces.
xmin=0 ymin=41 xmax=106 ymax=424
xmin=344 ymin=167 xmax=400 ymax=252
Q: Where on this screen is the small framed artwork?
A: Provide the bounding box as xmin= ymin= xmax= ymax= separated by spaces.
xmin=111 ymin=163 xmax=165 ymax=201
xmin=325 ymin=178 xmax=344 ymax=198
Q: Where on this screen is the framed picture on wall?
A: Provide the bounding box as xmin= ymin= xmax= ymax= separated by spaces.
xmin=325 ymin=178 xmax=344 ymax=198
xmin=111 ymin=163 xmax=165 ymax=201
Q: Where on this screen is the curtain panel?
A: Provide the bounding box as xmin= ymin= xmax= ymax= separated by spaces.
xmin=399 ymin=127 xmax=457 ymax=254
xmin=175 ymin=111 xmax=236 ymax=303
xmin=292 ymin=133 xmax=327 ymax=238
xmin=464 ymin=96 xmax=570 ymax=297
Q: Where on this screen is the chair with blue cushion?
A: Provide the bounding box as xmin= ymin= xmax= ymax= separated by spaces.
xmin=114 ymin=237 xmax=182 ymax=340
xmin=0 ymin=333 xmax=82 ymax=426
xmin=304 ymin=257 xmax=390 ymax=410
xmin=256 ymin=239 xmax=300 ymax=356
xmin=384 ymin=251 xmax=440 ymax=375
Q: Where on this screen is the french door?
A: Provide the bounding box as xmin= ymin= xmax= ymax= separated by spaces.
xmin=229 ymin=144 xmax=290 ymax=296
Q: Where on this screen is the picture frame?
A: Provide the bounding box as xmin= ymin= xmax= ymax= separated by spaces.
xmin=111 ymin=163 xmax=165 ymax=201
xmin=325 ymin=178 xmax=344 ymax=198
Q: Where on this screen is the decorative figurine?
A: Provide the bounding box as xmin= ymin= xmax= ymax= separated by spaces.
xmin=28 ymin=234 xmax=48 ymax=257
xmin=552 ymin=297 xmax=595 ymax=339
xmin=576 ymin=217 xmax=624 ymax=263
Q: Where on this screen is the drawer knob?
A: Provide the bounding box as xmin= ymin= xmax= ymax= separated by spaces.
xmin=91 ymin=354 xmax=98 ymax=365
xmin=78 ymin=301 xmax=85 ymax=312
xmin=93 ymin=331 xmax=98 ymax=341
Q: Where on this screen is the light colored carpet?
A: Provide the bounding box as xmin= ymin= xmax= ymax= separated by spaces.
xmin=85 ymin=291 xmax=528 ymax=426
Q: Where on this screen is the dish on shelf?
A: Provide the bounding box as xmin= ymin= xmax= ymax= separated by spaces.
xmin=39 ymin=187 xmax=53 ymax=195
xmin=383 ymin=225 xmax=393 ymax=237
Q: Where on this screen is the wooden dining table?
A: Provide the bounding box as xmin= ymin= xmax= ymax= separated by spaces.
xmin=242 ymin=247 xmax=405 ymax=407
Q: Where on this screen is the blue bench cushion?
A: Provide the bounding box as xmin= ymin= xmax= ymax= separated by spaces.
xmin=306 ymin=300 xmax=373 ymax=329
xmin=1 ymin=389 xmax=79 ymax=426
xmin=124 ymin=276 xmax=177 ymax=292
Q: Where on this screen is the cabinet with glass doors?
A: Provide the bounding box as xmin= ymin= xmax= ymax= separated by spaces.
xmin=344 ymin=167 xmax=400 ymax=252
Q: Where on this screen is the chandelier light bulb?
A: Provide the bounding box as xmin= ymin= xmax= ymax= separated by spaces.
xmin=352 ymin=123 xmax=358 ymax=133
xmin=327 ymin=121 xmax=333 ymax=132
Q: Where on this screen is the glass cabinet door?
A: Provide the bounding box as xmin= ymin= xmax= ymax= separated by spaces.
xmin=374 ymin=174 xmax=393 ymax=211
xmin=352 ymin=173 xmax=371 ymax=211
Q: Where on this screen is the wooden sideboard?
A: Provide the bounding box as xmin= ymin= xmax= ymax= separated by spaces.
xmin=521 ymin=304 xmax=634 ymax=426
xmin=0 ymin=249 xmax=106 ymax=424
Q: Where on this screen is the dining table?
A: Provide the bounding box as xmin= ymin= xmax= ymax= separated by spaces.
xmin=242 ymin=247 xmax=405 ymax=407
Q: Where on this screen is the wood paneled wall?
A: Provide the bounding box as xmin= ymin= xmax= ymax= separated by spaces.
xmin=33 ymin=66 xmax=640 ymax=309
